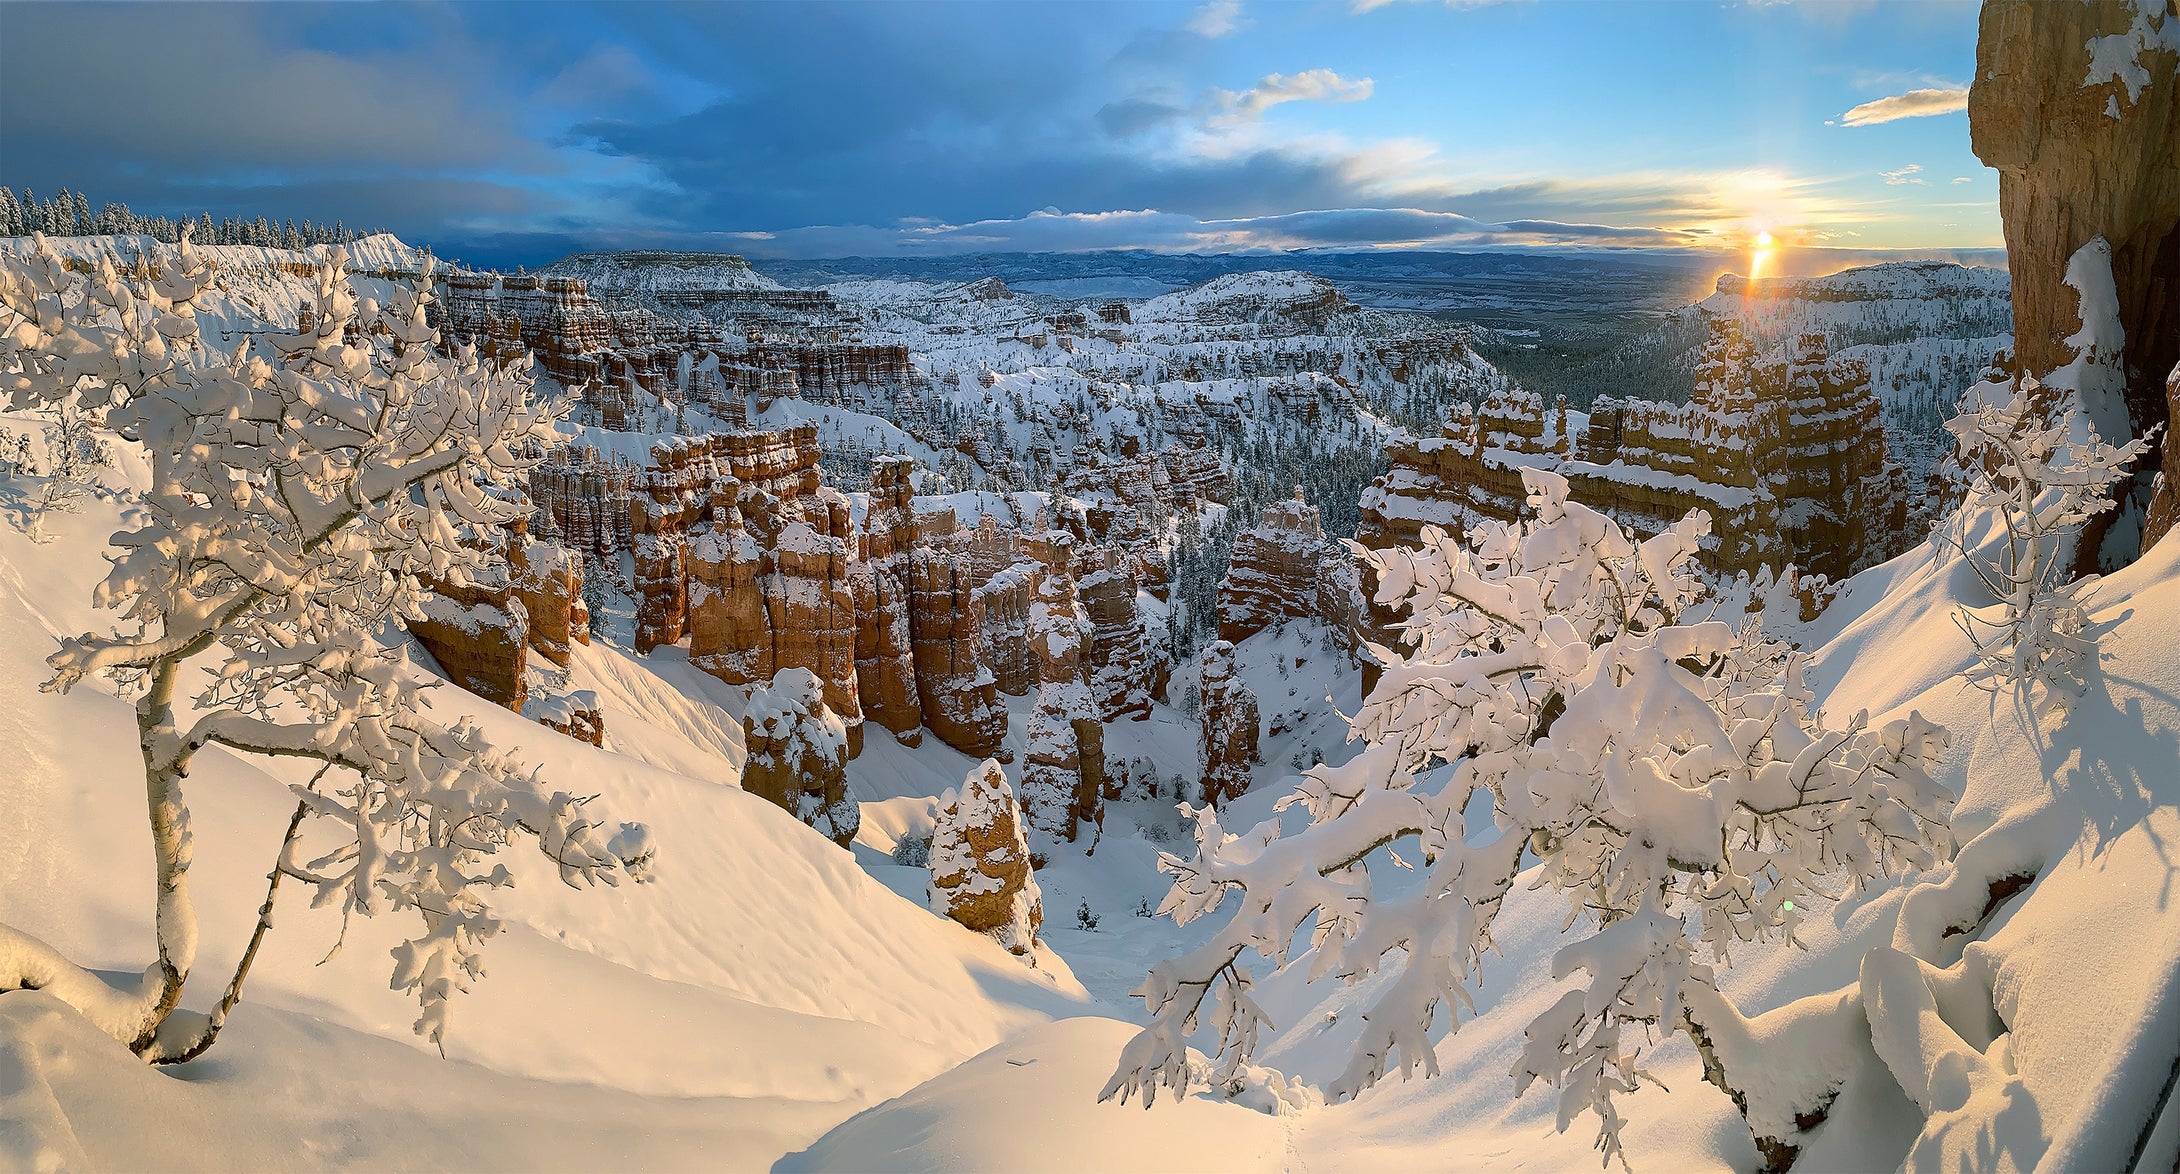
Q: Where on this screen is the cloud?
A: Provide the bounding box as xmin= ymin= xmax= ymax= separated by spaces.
xmin=626 ymin=203 xmax=1709 ymax=259
xmin=1186 ymin=0 xmax=1248 ymax=38
xmin=1216 ymin=69 xmax=1375 ymax=121
xmin=1353 ymin=0 xmax=1529 ymax=14
xmin=1839 ymin=87 xmax=1969 ymax=126
xmin=1 ymin=2 xmax=1995 ymax=266
xmin=1880 ymin=164 xmax=1926 ymax=185
xmin=1950 ymin=175 xmax=1974 ymax=184
xmin=0 ymin=3 xmax=689 ymax=243
xmin=1098 ymin=98 xmax=1192 ymax=137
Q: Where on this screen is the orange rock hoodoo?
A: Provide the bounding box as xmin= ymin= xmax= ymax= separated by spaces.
xmin=1017 ymin=537 xmax=1107 ymax=856
xmin=1218 ymin=493 xmax=1362 ymax=646
xmin=511 ymin=423 xmax=1165 ymax=773
xmin=1079 ymin=547 xmax=1167 ymax=720
xmin=406 ymin=512 xmax=605 ymax=746
xmin=853 ymin=456 xmax=924 ymax=745
xmin=1197 ymin=640 xmax=1260 ymax=809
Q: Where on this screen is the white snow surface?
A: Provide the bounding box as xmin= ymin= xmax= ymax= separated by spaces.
xmin=0 ymin=494 xmax=1091 ymax=1171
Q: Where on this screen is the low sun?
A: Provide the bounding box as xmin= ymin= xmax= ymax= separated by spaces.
xmin=1749 ymin=230 xmax=1777 ymax=280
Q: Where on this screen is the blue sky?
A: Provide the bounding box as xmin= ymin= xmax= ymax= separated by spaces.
xmin=0 ymin=0 xmax=2000 ymax=266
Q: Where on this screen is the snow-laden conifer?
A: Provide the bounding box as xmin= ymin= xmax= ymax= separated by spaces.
xmin=1104 ymin=467 xmax=1954 ymax=1167
xmin=0 ymin=231 xmax=653 ymax=1063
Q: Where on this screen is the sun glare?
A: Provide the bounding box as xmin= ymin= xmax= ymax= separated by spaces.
xmin=1749 ymin=230 xmax=1777 ymax=281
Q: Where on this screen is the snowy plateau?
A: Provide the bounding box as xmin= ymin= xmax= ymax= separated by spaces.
xmin=2 ymin=4 xmax=2179 ymax=1168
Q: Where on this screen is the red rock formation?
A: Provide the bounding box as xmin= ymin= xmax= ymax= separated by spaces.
xmin=926 ymin=759 xmax=1043 ymax=959
xmin=908 ymin=546 xmax=1009 ymax=760
xmin=1017 ymin=541 xmax=1105 ymax=857
xmin=854 ymin=455 xmax=925 ymax=746
xmin=529 ymin=447 xmax=636 ymax=559
xmin=407 ymin=510 xmax=593 ymax=732
xmin=1971 ymin=0 xmax=2180 ymax=557
xmin=1078 ymin=546 xmax=1164 ymax=719
xmin=410 ymin=581 xmax=530 ymax=713
xmin=2155 ymin=363 xmax=2180 ymax=548
xmin=976 ymin=565 xmax=1036 ymax=697
xmin=688 ymin=495 xmax=773 ymax=683
xmin=1357 ymin=317 xmax=1907 ymax=582
xmin=686 ymin=478 xmax=866 ymax=756
xmin=631 ymin=475 xmax=687 ymax=654
xmin=1197 ymin=640 xmax=1260 ymax=809
xmin=507 ymin=514 xmax=582 ymax=669
xmin=1160 ymin=442 xmax=1229 ymax=506
xmin=437 ymin=271 xmax=615 ymax=385
xmin=527 ymin=688 xmax=605 ymax=747
xmin=1219 ymin=493 xmax=1334 ymax=644
xmin=741 ymin=668 xmax=858 ymax=848
xmin=716 ymin=423 xmax=825 ymax=501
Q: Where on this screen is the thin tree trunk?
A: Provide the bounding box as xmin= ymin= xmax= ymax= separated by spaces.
xmin=129 ymin=659 xmax=197 ymax=1055
xmin=154 ymin=798 xmax=310 ymax=1065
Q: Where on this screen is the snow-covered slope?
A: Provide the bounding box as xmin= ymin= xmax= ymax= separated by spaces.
xmin=0 ymin=488 xmax=1093 ymax=1170
xmin=0 ymin=231 xmax=434 ymax=276
xmin=789 ymin=514 xmax=2180 ymax=1173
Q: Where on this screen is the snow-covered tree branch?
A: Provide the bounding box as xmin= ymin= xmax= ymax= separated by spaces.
xmin=0 ymin=231 xmax=654 ymax=1063
xmin=1943 ymin=374 xmax=2152 ymax=703
xmin=1105 ymin=468 xmax=1955 ymax=1167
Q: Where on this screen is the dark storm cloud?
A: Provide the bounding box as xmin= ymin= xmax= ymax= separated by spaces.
xmin=0 ymin=1 xmax=1741 ymax=263
xmin=0 ymin=4 xmax=546 ymax=176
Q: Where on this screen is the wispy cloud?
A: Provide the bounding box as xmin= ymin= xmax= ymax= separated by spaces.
xmin=1839 ymin=86 xmax=1968 ymax=126
xmin=1881 ymin=163 xmax=1926 ymax=185
xmin=1215 ymin=69 xmax=1374 ymax=121
xmin=1353 ymin=0 xmax=1528 ymax=13
xmin=1186 ymin=0 xmax=1248 ymax=38
xmin=661 ymin=204 xmax=1710 ymax=258
xmin=1950 ymin=175 xmax=1974 ymax=184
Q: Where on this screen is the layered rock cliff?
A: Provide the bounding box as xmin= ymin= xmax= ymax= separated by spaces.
xmin=1359 ymin=317 xmax=1909 ymax=583
xmin=1219 ymin=494 xmax=1337 ymax=644
xmin=1197 ymin=640 xmax=1260 ymax=809
xmin=1971 ymin=0 xmax=2180 ymax=557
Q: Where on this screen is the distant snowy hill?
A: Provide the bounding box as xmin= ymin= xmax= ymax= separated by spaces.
xmin=1700 ymin=261 xmax=2012 ymax=346
xmin=537 ymin=250 xmax=793 ymax=321
xmin=542 ymin=250 xmax=784 ymax=293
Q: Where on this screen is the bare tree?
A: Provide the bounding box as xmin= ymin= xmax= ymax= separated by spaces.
xmin=0 ymin=232 xmax=653 ymax=1063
